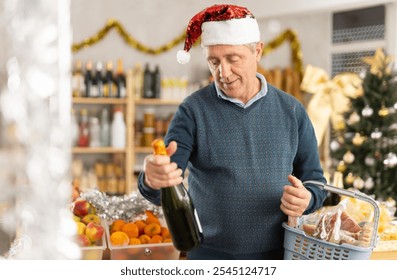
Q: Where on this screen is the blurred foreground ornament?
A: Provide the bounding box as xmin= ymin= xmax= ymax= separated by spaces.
xmin=336 ymin=161 xmax=347 ymax=173
xmin=345 ymin=172 xmax=355 ymax=185
xmin=371 ymin=128 xmax=383 ymax=139
xmin=364 ymin=177 xmax=375 ymax=190
xmin=330 ymin=139 xmax=341 ymax=151
xmin=343 ymin=150 xmax=355 ymax=164
xmin=300 ymin=65 xmax=363 ymax=147
xmin=361 ymin=105 xmax=374 ymax=117
xmin=352 ymin=133 xmax=366 ymax=146
xmin=364 ymin=155 xmax=376 ymax=166
xmin=347 ymin=112 xmax=360 ymax=125
xmin=0 ymin=0 xmax=78 ymax=259
xmin=383 ymin=152 xmax=397 ymax=168
xmin=378 ymin=105 xmax=390 ymax=117
xmin=353 ymin=177 xmax=365 ymax=190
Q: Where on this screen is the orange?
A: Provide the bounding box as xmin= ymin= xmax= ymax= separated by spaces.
xmin=135 ymin=220 xmax=147 ymax=235
xmin=128 ymin=237 xmax=142 ymax=245
xmin=146 ymin=216 xmax=161 ymax=225
xmin=110 ymin=219 xmax=126 ymax=234
xmin=110 ymin=231 xmax=129 ymax=246
xmin=163 ymin=238 xmax=172 ymax=243
xmin=145 ymin=211 xmax=161 ymax=225
xmin=144 ymin=222 xmax=162 ymax=237
xmin=138 ymin=234 xmax=151 ymax=244
xmin=161 ymin=227 xmax=171 ymax=239
xmin=150 ymin=235 xmax=163 ymax=243
xmin=122 ymin=222 xmax=139 ymax=238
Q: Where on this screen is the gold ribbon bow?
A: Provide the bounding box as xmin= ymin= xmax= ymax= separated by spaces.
xmin=300 ymin=65 xmax=363 ymax=147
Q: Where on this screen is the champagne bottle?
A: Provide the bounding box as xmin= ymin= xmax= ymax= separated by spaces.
xmin=104 ymin=61 xmax=115 ymax=98
xmin=72 ymin=60 xmax=85 ymax=97
xmin=152 ymin=64 xmax=161 ymax=99
xmin=143 ymin=63 xmax=154 ymax=98
xmin=84 ymin=60 xmax=94 ymax=98
xmin=151 ymin=139 xmax=202 ymax=251
xmin=92 ymin=61 xmax=104 ymax=98
xmin=115 ymin=59 xmax=126 ymax=98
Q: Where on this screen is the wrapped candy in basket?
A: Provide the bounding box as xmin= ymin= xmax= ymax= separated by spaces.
xmin=283 ymin=181 xmax=380 ymax=260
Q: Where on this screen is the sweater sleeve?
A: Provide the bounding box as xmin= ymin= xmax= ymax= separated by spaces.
xmin=137 ymin=171 xmax=161 ymax=206
xmin=137 ymin=101 xmax=195 ymax=205
xmin=292 ymin=105 xmax=328 ymax=214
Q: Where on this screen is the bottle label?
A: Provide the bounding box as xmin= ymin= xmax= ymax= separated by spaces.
xmin=91 ymin=85 xmax=98 ymax=97
xmin=194 ymin=209 xmax=203 ymax=233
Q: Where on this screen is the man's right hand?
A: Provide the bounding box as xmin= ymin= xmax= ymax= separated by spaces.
xmin=143 ymin=140 xmax=183 ymax=189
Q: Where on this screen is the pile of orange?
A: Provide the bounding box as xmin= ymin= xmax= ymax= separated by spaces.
xmin=109 ymin=210 xmax=172 ymax=246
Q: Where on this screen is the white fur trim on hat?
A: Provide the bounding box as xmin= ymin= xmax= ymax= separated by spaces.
xmin=176 ymin=50 xmax=191 ymax=64
xmin=201 ymin=17 xmax=260 ymax=47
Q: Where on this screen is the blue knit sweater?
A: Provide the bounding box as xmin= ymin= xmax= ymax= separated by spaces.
xmin=138 ymin=82 xmax=327 ymax=256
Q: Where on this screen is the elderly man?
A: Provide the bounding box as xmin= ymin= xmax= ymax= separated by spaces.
xmin=138 ymin=4 xmax=327 ymax=260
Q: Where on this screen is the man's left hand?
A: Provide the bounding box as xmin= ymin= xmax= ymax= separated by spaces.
xmin=280 ymin=175 xmax=312 ymax=217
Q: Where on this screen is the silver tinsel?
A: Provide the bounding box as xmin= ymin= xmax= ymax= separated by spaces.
xmin=0 ymin=0 xmax=78 ymax=259
xmin=82 ymin=190 xmax=163 ymax=223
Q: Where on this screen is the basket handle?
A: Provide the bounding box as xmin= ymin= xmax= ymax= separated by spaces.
xmin=303 ymin=180 xmax=380 ymax=248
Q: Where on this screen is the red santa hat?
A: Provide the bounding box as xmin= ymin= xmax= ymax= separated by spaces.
xmin=176 ymin=4 xmax=261 ymax=64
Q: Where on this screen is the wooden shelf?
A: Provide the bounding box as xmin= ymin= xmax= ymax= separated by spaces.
xmin=134 ymin=146 xmax=153 ymax=153
xmin=72 ymin=97 xmax=127 ymax=105
xmin=72 ymin=147 xmax=127 ymax=154
xmin=135 ymin=99 xmax=181 ymax=106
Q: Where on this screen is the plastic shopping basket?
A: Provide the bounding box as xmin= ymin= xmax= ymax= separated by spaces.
xmin=283 ymin=180 xmax=380 ymax=260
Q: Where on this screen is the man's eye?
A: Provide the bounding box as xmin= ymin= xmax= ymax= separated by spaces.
xmin=229 ymin=57 xmax=240 ymax=63
xmin=209 ymin=60 xmax=219 ymax=66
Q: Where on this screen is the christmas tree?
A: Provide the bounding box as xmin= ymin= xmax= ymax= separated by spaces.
xmin=331 ymin=48 xmax=397 ymax=202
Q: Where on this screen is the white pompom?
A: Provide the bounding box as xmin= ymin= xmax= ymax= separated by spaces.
xmin=176 ymin=50 xmax=191 ymax=64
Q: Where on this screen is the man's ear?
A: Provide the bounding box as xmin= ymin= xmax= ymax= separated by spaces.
xmin=255 ymin=42 xmax=264 ymax=61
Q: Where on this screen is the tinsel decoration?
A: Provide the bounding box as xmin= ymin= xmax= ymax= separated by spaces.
xmin=81 ymin=190 xmax=162 ymax=222
xmin=71 ymin=19 xmax=304 ymax=78
xmin=261 ymin=29 xmax=304 ymax=78
xmin=72 ymin=19 xmax=186 ymax=55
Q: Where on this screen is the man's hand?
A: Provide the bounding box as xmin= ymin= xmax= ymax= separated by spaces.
xmin=280 ymin=175 xmax=312 ymax=217
xmin=143 ymin=141 xmax=183 ymax=189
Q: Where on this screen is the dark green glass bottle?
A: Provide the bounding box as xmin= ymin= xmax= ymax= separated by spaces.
xmin=152 ymin=139 xmax=202 ymax=251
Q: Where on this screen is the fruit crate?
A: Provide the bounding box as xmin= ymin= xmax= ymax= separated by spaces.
xmin=80 ymin=221 xmax=107 ymax=260
xmin=104 ymin=220 xmax=180 ymax=260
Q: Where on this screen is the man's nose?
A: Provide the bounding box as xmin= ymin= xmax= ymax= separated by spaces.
xmin=219 ymin=62 xmax=231 ymax=79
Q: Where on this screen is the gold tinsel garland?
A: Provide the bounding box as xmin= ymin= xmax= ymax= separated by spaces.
xmin=72 ymin=19 xmax=303 ymax=76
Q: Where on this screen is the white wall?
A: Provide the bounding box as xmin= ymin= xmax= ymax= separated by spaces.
xmin=70 ymin=0 xmax=396 ymax=82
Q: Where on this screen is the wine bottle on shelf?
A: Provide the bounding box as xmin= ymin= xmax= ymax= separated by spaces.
xmin=78 ymin=108 xmax=89 ymax=147
xmin=133 ymin=63 xmax=143 ymax=99
xmin=71 ymin=108 xmax=79 ymax=146
xmin=72 ymin=60 xmax=85 ymax=97
xmin=84 ymin=60 xmax=94 ymax=98
xmin=143 ymin=63 xmax=154 ymax=98
xmin=115 ymin=59 xmax=126 ymax=98
xmin=103 ymin=61 xmax=115 ymax=98
xmin=89 ymin=116 xmax=101 ymax=147
xmin=100 ymin=107 xmax=110 ymax=147
xmin=111 ymin=107 xmax=126 ymax=148
xmin=92 ymin=61 xmax=104 ymax=98
xmin=152 ymin=64 xmax=161 ymax=99
xmin=151 ymin=138 xmax=203 ymax=251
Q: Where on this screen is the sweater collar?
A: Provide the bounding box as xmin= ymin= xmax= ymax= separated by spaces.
xmin=215 ymin=73 xmax=268 ymax=108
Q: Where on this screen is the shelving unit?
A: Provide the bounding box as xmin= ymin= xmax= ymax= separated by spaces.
xmin=72 ymin=69 xmax=181 ymax=194
xmin=71 ymin=70 xmax=134 ymax=194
